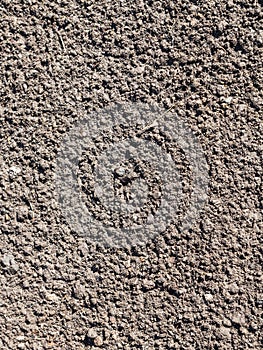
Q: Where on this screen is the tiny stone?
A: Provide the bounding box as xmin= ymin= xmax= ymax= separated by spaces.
xmin=178 ymin=288 xmax=187 ymax=295
xmin=45 ymin=292 xmax=59 ymax=302
xmin=1 ymin=254 xmax=19 ymax=271
xmin=17 ymin=336 xmax=25 ymax=341
xmin=168 ymin=282 xmax=178 ymax=293
xmin=22 ymin=280 xmax=30 ymax=289
xmin=1 ymin=254 xmax=12 ymax=267
xmin=142 ymin=279 xmax=155 ymax=291
xmin=250 ymin=322 xmax=258 ymax=331
xmin=231 ymin=313 xmax=245 ymax=325
xmin=9 ymin=166 xmax=21 ymax=175
xmin=220 ymin=326 xmax=231 ymax=338
xmin=90 ymin=298 xmax=97 ymax=305
xmin=93 ymin=336 xmax=103 ymax=346
xmin=223 ymin=96 xmax=233 ymax=103
xmin=134 ymin=65 xmax=145 ymax=74
xmin=239 ymin=326 xmax=248 ymax=334
xmin=115 ymin=166 xmax=126 ymax=176
xmin=222 ymin=317 xmax=232 ymax=327
xmin=204 ymin=293 xmax=213 ymax=302
xmin=94 ymin=186 xmax=103 ymax=198
xmin=87 ymin=328 xmax=97 ymax=339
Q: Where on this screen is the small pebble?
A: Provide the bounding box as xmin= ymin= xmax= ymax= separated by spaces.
xmin=87 ymin=328 xmax=97 ymax=339
xmin=223 ymin=96 xmax=233 ymax=103
xmin=17 ymin=336 xmax=25 ymax=342
xmin=93 ymin=336 xmax=103 ymax=346
xmin=115 ymin=166 xmax=126 ymax=176
xmin=220 ymin=326 xmax=231 ymax=338
xmin=45 ymin=292 xmax=59 ymax=302
xmin=22 ymin=280 xmax=30 ymax=289
xmin=231 ymin=313 xmax=245 ymax=326
xmin=204 ymin=293 xmax=213 ymax=302
xmin=1 ymin=254 xmax=19 ymax=271
xmin=239 ymin=326 xmax=248 ymax=334
xmin=9 ymin=166 xmax=21 ymax=175
xmin=222 ymin=317 xmax=232 ymax=327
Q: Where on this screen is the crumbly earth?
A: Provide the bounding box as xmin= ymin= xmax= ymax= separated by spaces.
xmin=0 ymin=0 xmax=262 ymax=349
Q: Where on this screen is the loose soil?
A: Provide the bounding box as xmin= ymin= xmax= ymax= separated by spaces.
xmin=0 ymin=1 xmax=262 ymax=349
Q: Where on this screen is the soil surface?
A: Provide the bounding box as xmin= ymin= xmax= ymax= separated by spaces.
xmin=0 ymin=1 xmax=262 ymax=349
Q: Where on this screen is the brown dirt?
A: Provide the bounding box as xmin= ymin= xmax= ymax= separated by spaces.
xmin=0 ymin=0 xmax=262 ymax=349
